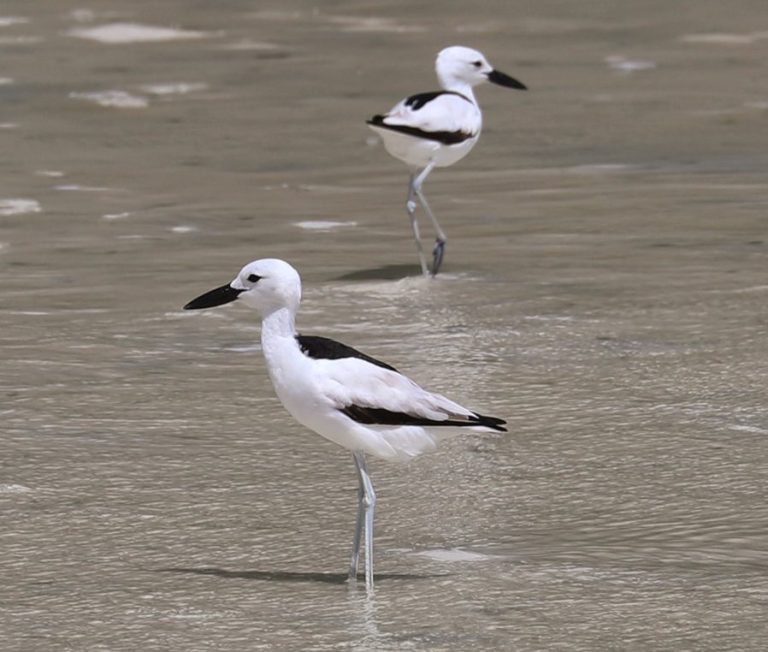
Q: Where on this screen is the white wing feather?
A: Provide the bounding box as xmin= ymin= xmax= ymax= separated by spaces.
xmin=318 ymin=357 xmax=477 ymax=423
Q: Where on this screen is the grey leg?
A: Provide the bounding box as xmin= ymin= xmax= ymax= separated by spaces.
xmin=406 ymin=173 xmax=429 ymax=277
xmin=411 ymin=162 xmax=447 ymax=276
xmin=348 ymin=465 xmax=365 ymax=581
xmin=349 ymin=451 xmax=376 ymax=592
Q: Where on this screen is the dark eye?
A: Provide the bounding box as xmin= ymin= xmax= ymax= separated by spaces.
xmin=247 ymin=273 xmax=261 ymax=283
xmin=472 ymin=60 xmax=482 ymax=68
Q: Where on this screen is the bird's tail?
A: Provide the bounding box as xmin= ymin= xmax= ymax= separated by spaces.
xmin=470 ymin=412 xmax=507 ymax=432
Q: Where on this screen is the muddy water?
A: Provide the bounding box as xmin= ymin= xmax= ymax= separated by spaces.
xmin=2 ymin=1 xmax=768 ymax=650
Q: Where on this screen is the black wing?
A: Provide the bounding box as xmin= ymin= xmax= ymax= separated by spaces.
xmin=296 ymin=335 xmax=398 ymax=372
xmin=341 ymin=405 xmax=507 ymax=431
xmin=403 ymin=90 xmax=471 ymax=111
xmin=366 ymin=115 xmax=474 ymax=145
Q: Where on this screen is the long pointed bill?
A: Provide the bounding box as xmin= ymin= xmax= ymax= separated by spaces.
xmin=184 ymin=283 xmax=244 ymax=310
xmin=488 ymin=69 xmax=527 ymax=90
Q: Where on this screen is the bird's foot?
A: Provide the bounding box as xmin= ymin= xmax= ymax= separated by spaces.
xmin=431 ymin=239 xmax=446 ymax=277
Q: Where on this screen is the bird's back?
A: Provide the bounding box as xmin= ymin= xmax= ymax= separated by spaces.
xmin=368 ymin=90 xmax=481 ymax=169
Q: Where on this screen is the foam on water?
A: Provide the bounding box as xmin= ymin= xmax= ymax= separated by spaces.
xmin=729 ymin=424 xmax=768 ymax=435
xmin=0 ymin=199 xmax=41 ymax=216
xmin=225 ymin=344 xmax=262 ymax=353
xmin=605 ymin=55 xmax=656 ymax=72
xmin=69 ymin=90 xmax=148 ymax=109
xmin=411 ymin=548 xmax=496 ymax=562
xmin=326 ymin=15 xmax=425 ymax=33
xmin=0 ymin=484 xmax=32 ymax=493
xmin=293 ymin=220 xmax=358 ymax=231
xmin=681 ymin=32 xmax=768 ymax=45
xmin=139 ymin=82 xmax=208 ymax=95
xmin=55 ymin=184 xmax=116 ymax=192
xmin=219 ymin=39 xmax=281 ymax=51
xmin=0 ymin=16 xmax=29 ymax=27
xmin=68 ymin=23 xmax=210 ymax=44
xmin=567 ymin=163 xmax=634 ymax=174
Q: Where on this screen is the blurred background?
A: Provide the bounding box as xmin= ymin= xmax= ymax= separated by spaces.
xmin=2 ymin=1 xmax=767 ymax=650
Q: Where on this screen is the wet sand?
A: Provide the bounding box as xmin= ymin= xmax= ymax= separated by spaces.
xmin=2 ymin=1 xmax=768 ymax=650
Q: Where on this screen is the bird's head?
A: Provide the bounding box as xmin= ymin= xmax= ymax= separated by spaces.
xmin=436 ymin=46 xmax=527 ymax=91
xmin=184 ymin=258 xmax=301 ymax=317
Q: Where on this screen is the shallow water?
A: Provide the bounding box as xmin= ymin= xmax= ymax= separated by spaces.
xmin=2 ymin=1 xmax=768 ymax=650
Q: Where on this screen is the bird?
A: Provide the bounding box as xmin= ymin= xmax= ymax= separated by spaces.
xmin=183 ymin=258 xmax=507 ymax=591
xmin=367 ymin=45 xmax=527 ymax=277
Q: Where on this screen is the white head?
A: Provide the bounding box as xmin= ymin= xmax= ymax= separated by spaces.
xmin=184 ymin=258 xmax=301 ymax=317
xmin=435 ymin=45 xmax=526 ymax=92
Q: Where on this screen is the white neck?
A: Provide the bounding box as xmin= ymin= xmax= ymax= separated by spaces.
xmin=258 ymin=305 xmax=315 ymax=410
xmin=442 ymin=80 xmax=477 ymax=104
xmin=259 ymin=306 xmax=300 ymax=385
xmin=260 ymin=306 xmax=296 ymax=341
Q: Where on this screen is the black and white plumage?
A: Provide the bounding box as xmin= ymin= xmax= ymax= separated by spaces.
xmin=367 ymin=45 xmax=527 ymax=277
xmin=296 ymin=335 xmax=398 ymax=372
xmin=184 ymin=258 xmax=506 ymax=591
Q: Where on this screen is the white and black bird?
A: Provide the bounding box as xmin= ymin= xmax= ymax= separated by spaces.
xmin=367 ymin=45 xmax=527 ymax=277
xmin=184 ymin=258 xmax=506 ymax=591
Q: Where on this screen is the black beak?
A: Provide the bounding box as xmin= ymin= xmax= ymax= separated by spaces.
xmin=487 ymin=69 xmax=527 ymax=90
xmin=184 ymin=283 xmax=244 ymax=310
